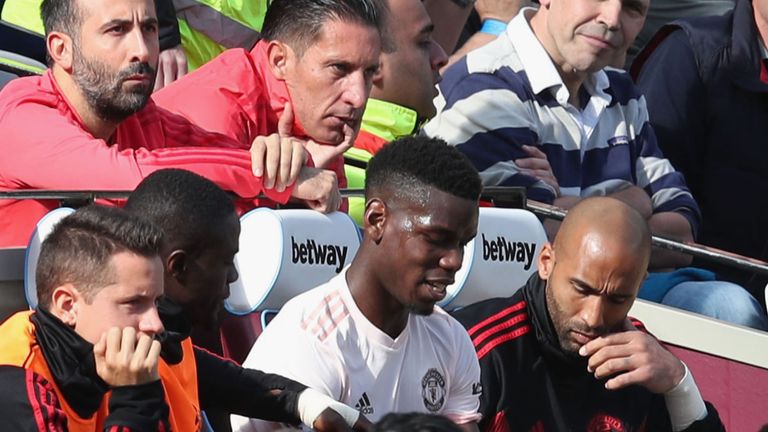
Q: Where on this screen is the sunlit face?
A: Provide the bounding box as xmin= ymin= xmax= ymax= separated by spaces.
xmin=373 ymin=0 xmax=448 ymax=118
xmin=538 ymin=232 xmax=644 ymax=356
xmin=538 ymin=0 xmax=648 ymax=74
xmin=377 ymin=187 xmax=478 ymax=315
xmin=71 ymin=0 xmax=159 ymax=121
xmin=173 ymin=213 xmax=240 ymax=329
xmin=281 ymin=19 xmax=381 ymax=144
xmin=73 ymin=251 xmax=165 ymax=344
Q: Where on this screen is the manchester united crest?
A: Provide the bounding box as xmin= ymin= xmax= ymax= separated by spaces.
xmin=421 ymin=368 xmax=446 ymax=412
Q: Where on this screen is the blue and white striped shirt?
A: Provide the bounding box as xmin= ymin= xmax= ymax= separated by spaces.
xmin=424 ymin=8 xmax=701 ymax=234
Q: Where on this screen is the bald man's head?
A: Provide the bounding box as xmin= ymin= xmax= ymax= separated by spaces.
xmin=538 ymin=197 xmax=651 ymax=357
xmin=554 ymin=197 xmax=651 ymax=268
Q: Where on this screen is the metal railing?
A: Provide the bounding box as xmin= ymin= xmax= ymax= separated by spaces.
xmin=2 ymin=187 xmax=767 ymax=277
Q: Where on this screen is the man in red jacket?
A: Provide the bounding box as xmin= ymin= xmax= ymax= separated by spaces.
xmin=0 ymin=0 xmax=340 ymax=247
xmin=153 ymin=0 xmax=388 ymax=201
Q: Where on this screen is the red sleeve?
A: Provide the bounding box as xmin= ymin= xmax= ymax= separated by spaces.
xmin=0 ymin=96 xmax=291 ymax=204
xmin=152 ymin=49 xmax=262 ymax=146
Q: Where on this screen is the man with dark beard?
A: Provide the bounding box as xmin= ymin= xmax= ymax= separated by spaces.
xmin=451 ymin=197 xmax=724 ymax=432
xmin=233 ymin=136 xmax=484 ymax=432
xmin=0 ymin=0 xmax=340 ymax=248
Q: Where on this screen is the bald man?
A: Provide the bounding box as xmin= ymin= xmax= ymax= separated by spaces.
xmin=452 ymin=197 xmax=724 ymax=432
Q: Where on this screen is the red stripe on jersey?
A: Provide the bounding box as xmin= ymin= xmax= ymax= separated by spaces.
xmin=488 ymin=411 xmax=511 ymax=432
xmin=25 ymin=369 xmax=47 ymax=432
xmin=466 ymin=300 xmax=527 ymax=338
xmin=301 ymin=290 xmax=342 ymax=330
xmin=471 ymin=311 xmax=528 ymax=348
xmin=476 ymin=324 xmax=531 ymax=360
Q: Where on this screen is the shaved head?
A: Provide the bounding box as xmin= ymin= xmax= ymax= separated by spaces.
xmin=554 ymin=197 xmax=651 ymax=269
xmin=539 ymin=197 xmax=652 ymax=356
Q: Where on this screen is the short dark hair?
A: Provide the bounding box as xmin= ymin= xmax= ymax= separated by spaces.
xmin=36 ymin=205 xmax=163 ymax=310
xmin=41 ymin=0 xmax=81 ymax=36
xmin=261 ymin=0 xmax=388 ymax=55
xmin=125 ymin=169 xmax=236 ymax=256
xmin=373 ymin=413 xmax=462 ymax=432
xmin=366 ymin=135 xmax=482 ymax=203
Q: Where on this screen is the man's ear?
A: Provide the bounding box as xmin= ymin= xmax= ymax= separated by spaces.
xmin=266 ymin=40 xmax=291 ymax=80
xmin=47 ymin=31 xmax=74 ymax=70
xmin=537 ymin=242 xmax=555 ymax=280
xmin=166 ymin=250 xmax=189 ymax=283
xmin=363 ymin=198 xmax=387 ymax=244
xmin=50 ymin=284 xmax=81 ymax=326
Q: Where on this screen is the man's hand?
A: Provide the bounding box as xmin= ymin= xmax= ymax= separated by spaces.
xmin=153 ymin=45 xmax=188 ymax=92
xmin=515 ymin=145 xmax=561 ymax=196
xmin=312 ymin=408 xmax=372 ymax=432
xmin=580 ymin=322 xmax=685 ymax=394
xmin=93 ymin=327 xmax=162 ymax=387
xmin=250 ymin=104 xmax=309 ymax=192
xmin=304 ymin=118 xmax=357 ymax=169
xmin=475 ymin=0 xmax=525 ymax=22
xmin=293 ymin=167 xmax=341 ymax=213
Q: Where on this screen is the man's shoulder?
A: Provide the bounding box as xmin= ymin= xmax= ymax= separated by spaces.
xmin=440 ymin=38 xmax=531 ymax=100
xmin=0 ymin=74 xmax=57 ymax=120
xmin=266 ymin=275 xmax=354 ymax=342
xmin=450 ymin=292 xmax=532 ymax=355
xmin=602 ymin=68 xmax=645 ymax=106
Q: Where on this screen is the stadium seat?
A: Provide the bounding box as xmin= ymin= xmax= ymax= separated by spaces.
xmin=438 ymin=207 xmax=548 ymax=309
xmin=220 ymin=209 xmax=361 ymax=362
xmin=0 ymin=48 xmax=45 ymax=91
xmin=23 ymin=207 xmax=75 ymax=308
xmin=224 ymin=208 xmax=362 ymax=314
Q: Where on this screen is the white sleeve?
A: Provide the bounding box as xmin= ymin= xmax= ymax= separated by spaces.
xmin=442 ymin=319 xmax=482 ymax=425
xmin=230 ymin=308 xmax=345 ymax=432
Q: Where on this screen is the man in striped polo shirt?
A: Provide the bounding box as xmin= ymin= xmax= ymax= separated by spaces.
xmin=424 ymin=0 xmax=768 ymax=329
xmin=452 ymin=197 xmax=723 ymax=431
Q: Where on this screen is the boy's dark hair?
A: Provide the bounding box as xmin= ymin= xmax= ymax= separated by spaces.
xmin=366 ymin=135 xmax=482 ymax=203
xmin=36 ymin=205 xmax=163 ymax=310
xmin=373 ymin=412 xmax=463 ymax=432
xmin=125 ymin=169 xmax=236 ymax=257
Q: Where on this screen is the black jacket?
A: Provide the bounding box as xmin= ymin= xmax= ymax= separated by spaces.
xmin=632 ymin=0 xmax=768 ymax=301
xmin=451 ymin=274 xmax=724 ymax=431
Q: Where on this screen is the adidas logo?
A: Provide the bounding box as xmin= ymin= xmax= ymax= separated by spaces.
xmin=355 ymin=392 xmax=374 ymax=415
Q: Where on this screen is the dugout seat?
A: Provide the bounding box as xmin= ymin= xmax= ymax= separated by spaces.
xmin=24 ymin=207 xmax=75 ymax=309
xmin=438 ymin=207 xmax=548 ymax=310
xmin=220 ymin=208 xmax=361 ymax=363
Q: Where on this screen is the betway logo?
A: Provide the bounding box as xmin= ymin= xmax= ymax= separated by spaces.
xmin=481 ymin=234 xmax=536 ymax=270
xmin=291 ymin=237 xmax=348 ymax=273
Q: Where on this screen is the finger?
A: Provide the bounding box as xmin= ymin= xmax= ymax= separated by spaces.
xmin=163 ymin=55 xmax=176 ymax=88
xmin=335 ymin=122 xmax=357 ymax=156
xmin=154 ymin=63 xmax=165 ymax=92
xmin=132 ymin=333 xmax=153 ymax=369
xmin=176 ymin=52 xmax=188 ymax=77
xmin=278 ymin=102 xmax=294 ymax=138
xmin=580 ymin=332 xmax=635 ymax=357
xmin=515 ymin=157 xmax=551 ymax=170
xmin=289 ymin=140 xmax=307 ymax=187
xmin=592 ymin=354 xmax=636 ymax=379
xmin=119 ymin=327 xmax=137 ymax=365
xmin=324 ymin=186 xmax=341 ymax=214
xmin=250 ymin=138 xmax=266 ymax=177
xmin=276 ymin=138 xmax=296 ymax=192
xmin=521 ymin=144 xmax=546 ymax=158
xmin=587 ymin=343 xmax=635 ymax=373
xmin=105 ymin=327 xmax=123 ymax=364
xmin=93 ymin=332 xmax=107 ymax=358
xmin=264 ymin=137 xmax=281 ymax=189
xmin=604 ymin=368 xmax=649 ymax=391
